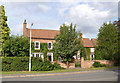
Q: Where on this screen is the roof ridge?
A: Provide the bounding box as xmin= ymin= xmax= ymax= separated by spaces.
xmin=27 ymin=28 xmax=60 ymax=31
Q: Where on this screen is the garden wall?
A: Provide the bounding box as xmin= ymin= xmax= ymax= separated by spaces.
xmin=53 ymin=61 xmax=75 ymax=68
xmin=80 ymin=57 xmax=115 ymax=68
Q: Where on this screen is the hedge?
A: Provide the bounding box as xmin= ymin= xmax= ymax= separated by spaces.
xmin=2 ymin=57 xmax=64 ymax=71
xmin=75 ymin=63 xmax=81 ymax=67
xmin=92 ymin=61 xmax=106 ymax=68
xmin=2 ymin=57 xmax=29 ymax=71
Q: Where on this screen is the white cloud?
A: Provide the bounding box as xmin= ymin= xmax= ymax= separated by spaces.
xmin=1 ymin=2 xmax=118 ymax=39
xmin=38 ymin=4 xmax=51 ymax=12
xmin=58 ymin=2 xmax=117 ymax=38
xmin=0 ymin=0 xmax=119 ymax=2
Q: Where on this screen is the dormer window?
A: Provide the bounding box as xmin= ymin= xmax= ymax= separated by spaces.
xmin=35 ymin=41 xmax=40 ymax=49
xmin=48 ymin=42 xmax=52 ymax=49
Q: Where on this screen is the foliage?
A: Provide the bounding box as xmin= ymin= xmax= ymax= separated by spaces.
xmin=2 ymin=57 xmax=29 ymax=71
xmin=0 ymin=5 xmax=10 ymax=44
xmin=113 ymin=19 xmax=120 ymax=65
xmin=95 ymin=22 xmax=119 ymax=60
xmin=40 ymin=43 xmax=48 ymax=61
xmin=32 ymin=60 xmax=64 ymax=71
xmin=93 ymin=61 xmax=106 ymax=67
xmin=33 ymin=43 xmax=54 ymax=61
xmin=53 ymin=62 xmax=65 ymax=70
xmin=32 ymin=60 xmax=53 ymax=71
xmin=80 ymin=47 xmax=90 ymax=60
xmin=75 ymin=63 xmax=81 ymax=67
xmin=2 ymin=35 xmax=34 ymax=57
xmin=0 ymin=5 xmax=10 ymax=56
xmin=2 ymin=57 xmax=64 ymax=71
xmin=53 ymin=23 xmax=82 ymax=68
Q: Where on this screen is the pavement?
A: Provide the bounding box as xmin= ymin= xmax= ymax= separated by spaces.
xmin=2 ymin=68 xmax=120 ymax=81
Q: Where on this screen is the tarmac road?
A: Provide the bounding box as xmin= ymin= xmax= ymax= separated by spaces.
xmin=2 ymin=69 xmax=119 ymax=81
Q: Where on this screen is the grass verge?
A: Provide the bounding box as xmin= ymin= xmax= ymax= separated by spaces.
xmin=2 ymin=66 xmax=119 ymax=75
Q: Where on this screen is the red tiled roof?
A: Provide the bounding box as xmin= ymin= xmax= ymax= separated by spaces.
xmin=82 ymin=38 xmax=96 ymax=48
xmin=27 ymin=29 xmax=60 ymax=39
xmin=26 ymin=28 xmax=97 ymax=47
xmin=91 ymin=38 xmax=97 ymax=46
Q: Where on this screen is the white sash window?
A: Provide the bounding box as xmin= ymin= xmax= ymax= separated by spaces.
xmin=35 ymin=41 xmax=40 ymax=49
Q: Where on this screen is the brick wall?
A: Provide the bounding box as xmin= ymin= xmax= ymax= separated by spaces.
xmin=53 ymin=61 xmax=75 ymax=68
xmin=81 ymin=57 xmax=115 ymax=68
xmin=31 ymin=39 xmax=55 ymax=43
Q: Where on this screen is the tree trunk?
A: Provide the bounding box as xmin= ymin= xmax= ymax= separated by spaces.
xmin=67 ymin=61 xmax=69 ymax=69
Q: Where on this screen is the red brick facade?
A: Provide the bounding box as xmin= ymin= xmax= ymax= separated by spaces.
xmin=23 ymin=20 xmax=97 ymax=61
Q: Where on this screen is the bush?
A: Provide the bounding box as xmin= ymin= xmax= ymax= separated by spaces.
xmin=53 ymin=62 xmax=64 ymax=70
xmin=93 ymin=61 xmax=106 ymax=67
xmin=2 ymin=57 xmax=64 ymax=71
xmin=100 ymin=64 xmax=106 ymax=67
xmin=32 ymin=61 xmax=64 ymax=71
xmin=2 ymin=57 xmax=29 ymax=71
xmin=75 ymin=63 xmax=81 ymax=67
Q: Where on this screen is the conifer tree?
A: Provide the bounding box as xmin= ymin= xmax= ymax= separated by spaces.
xmin=0 ymin=5 xmax=10 ymax=44
xmin=0 ymin=5 xmax=10 ymax=56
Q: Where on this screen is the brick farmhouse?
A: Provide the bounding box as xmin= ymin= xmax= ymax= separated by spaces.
xmin=23 ymin=20 xmax=97 ymax=62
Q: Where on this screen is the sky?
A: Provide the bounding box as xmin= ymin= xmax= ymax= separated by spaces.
xmin=0 ymin=0 xmax=118 ymax=39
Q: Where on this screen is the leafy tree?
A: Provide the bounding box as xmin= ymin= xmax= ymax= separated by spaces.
xmin=53 ymin=23 xmax=82 ymax=68
xmin=2 ymin=35 xmax=34 ymax=57
xmin=0 ymin=5 xmax=10 ymax=56
xmin=95 ymin=22 xmax=119 ymax=60
xmin=113 ymin=19 xmax=120 ymax=65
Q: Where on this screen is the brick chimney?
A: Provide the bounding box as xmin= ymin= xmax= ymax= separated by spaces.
xmin=80 ymin=33 xmax=83 ymax=38
xmin=23 ymin=19 xmax=27 ymax=37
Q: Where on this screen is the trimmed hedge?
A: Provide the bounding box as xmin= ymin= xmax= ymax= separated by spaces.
xmin=93 ymin=61 xmax=106 ymax=68
xmin=2 ymin=57 xmax=29 ymax=71
xmin=2 ymin=57 xmax=64 ymax=71
xmin=75 ymin=63 xmax=81 ymax=67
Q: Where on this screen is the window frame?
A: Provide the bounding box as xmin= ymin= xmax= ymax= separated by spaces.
xmin=35 ymin=41 xmax=40 ymax=50
xmin=90 ymin=48 xmax=94 ymax=52
xmin=48 ymin=42 xmax=52 ymax=50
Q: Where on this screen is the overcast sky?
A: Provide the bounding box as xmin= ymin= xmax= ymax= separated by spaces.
xmin=0 ymin=0 xmax=118 ymax=39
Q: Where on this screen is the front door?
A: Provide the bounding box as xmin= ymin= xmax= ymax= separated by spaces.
xmin=48 ymin=55 xmax=51 ymax=61
xmin=90 ymin=54 xmax=94 ymax=60
xmin=47 ymin=53 xmax=53 ymax=62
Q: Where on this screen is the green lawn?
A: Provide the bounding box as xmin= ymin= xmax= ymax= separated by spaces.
xmin=2 ymin=66 xmax=119 ymax=75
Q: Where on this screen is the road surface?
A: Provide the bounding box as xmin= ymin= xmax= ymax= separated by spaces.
xmin=2 ymin=69 xmax=119 ymax=81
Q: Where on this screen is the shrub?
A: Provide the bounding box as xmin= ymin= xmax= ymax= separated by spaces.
xmin=53 ymin=62 xmax=64 ymax=70
xmin=93 ymin=61 xmax=106 ymax=67
xmin=2 ymin=57 xmax=65 ymax=71
xmin=100 ymin=64 xmax=106 ymax=67
xmin=32 ymin=61 xmax=64 ymax=71
xmin=75 ymin=63 xmax=81 ymax=67
xmin=2 ymin=57 xmax=29 ymax=71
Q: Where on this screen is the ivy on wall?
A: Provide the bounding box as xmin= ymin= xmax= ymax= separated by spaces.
xmin=80 ymin=46 xmax=90 ymax=60
xmin=32 ymin=43 xmax=57 ymax=61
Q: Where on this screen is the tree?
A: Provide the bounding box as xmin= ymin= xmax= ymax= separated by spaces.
xmin=113 ymin=19 xmax=120 ymax=65
xmin=95 ymin=22 xmax=119 ymax=60
xmin=53 ymin=23 xmax=82 ymax=68
xmin=0 ymin=5 xmax=10 ymax=44
xmin=2 ymin=35 xmax=34 ymax=57
xmin=0 ymin=5 xmax=10 ymax=56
